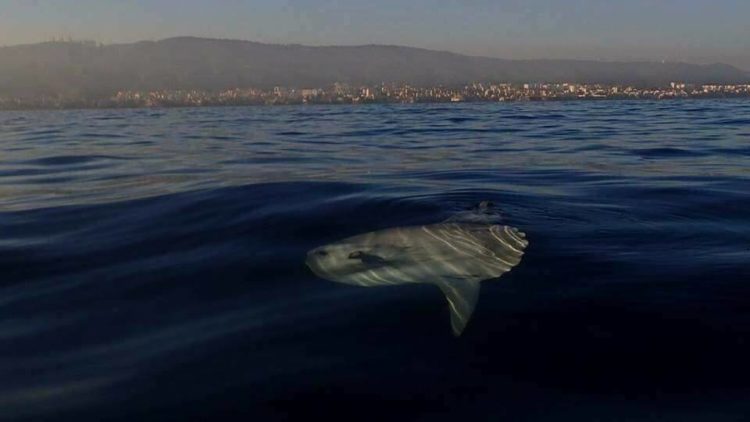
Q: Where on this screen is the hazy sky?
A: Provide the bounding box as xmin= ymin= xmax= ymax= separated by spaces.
xmin=1 ymin=0 xmax=749 ymax=69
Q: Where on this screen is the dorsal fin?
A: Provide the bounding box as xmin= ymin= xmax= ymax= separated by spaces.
xmin=444 ymin=201 xmax=503 ymax=224
xmin=436 ymin=278 xmax=481 ymax=336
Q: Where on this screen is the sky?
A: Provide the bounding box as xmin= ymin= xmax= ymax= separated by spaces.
xmin=1 ymin=0 xmax=749 ymax=69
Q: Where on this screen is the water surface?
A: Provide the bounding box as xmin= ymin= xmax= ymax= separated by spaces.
xmin=1 ymin=101 xmax=749 ymax=421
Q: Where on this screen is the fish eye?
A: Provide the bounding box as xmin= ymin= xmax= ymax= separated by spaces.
xmin=315 ymin=250 xmax=328 ymax=256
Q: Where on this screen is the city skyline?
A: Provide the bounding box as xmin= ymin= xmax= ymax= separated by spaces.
xmin=1 ymin=0 xmax=749 ymax=70
xmin=4 ymin=81 xmax=750 ymax=110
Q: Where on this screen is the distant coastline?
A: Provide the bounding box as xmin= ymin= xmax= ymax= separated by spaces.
xmin=1 ymin=37 xmax=749 ymax=111
xmin=1 ymin=82 xmax=749 ymax=111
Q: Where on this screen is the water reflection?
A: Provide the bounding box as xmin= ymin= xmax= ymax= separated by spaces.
xmin=1 ymin=100 xmax=748 ymax=211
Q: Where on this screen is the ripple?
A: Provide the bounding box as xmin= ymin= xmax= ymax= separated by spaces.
xmin=633 ymin=147 xmax=709 ymax=158
xmin=23 ymin=155 xmax=130 ymax=166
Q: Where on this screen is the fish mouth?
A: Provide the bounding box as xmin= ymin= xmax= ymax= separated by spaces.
xmin=305 ymin=249 xmax=327 ymax=278
xmin=304 ymin=250 xmax=317 ymax=269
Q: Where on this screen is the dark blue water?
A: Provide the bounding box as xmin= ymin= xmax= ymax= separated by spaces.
xmin=1 ymin=101 xmax=749 ymax=421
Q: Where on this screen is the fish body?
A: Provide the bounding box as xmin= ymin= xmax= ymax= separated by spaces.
xmin=306 ymin=222 xmax=528 ymax=335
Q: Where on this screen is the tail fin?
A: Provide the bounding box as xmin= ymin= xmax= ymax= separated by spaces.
xmin=436 ymin=279 xmax=480 ymax=336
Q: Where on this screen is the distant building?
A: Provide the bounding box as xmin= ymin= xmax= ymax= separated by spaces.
xmin=301 ymin=89 xmax=322 ymax=98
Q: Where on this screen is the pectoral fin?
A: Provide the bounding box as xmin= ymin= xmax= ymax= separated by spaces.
xmin=436 ymin=279 xmax=480 ymax=336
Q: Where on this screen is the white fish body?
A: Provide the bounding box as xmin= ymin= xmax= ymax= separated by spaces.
xmin=306 ymin=222 xmax=528 ymax=335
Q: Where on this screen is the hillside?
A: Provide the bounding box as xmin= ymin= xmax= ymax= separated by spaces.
xmin=0 ymin=37 xmax=747 ymax=98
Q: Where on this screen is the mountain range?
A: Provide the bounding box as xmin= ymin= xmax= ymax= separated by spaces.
xmin=1 ymin=37 xmax=748 ymax=98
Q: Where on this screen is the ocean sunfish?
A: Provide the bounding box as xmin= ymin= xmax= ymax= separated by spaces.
xmin=306 ymin=221 xmax=528 ymax=336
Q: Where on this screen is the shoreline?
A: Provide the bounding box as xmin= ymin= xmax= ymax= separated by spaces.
xmin=2 ymin=94 xmax=748 ymax=113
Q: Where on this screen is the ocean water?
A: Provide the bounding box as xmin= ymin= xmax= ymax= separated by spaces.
xmin=1 ymin=101 xmax=749 ymax=421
